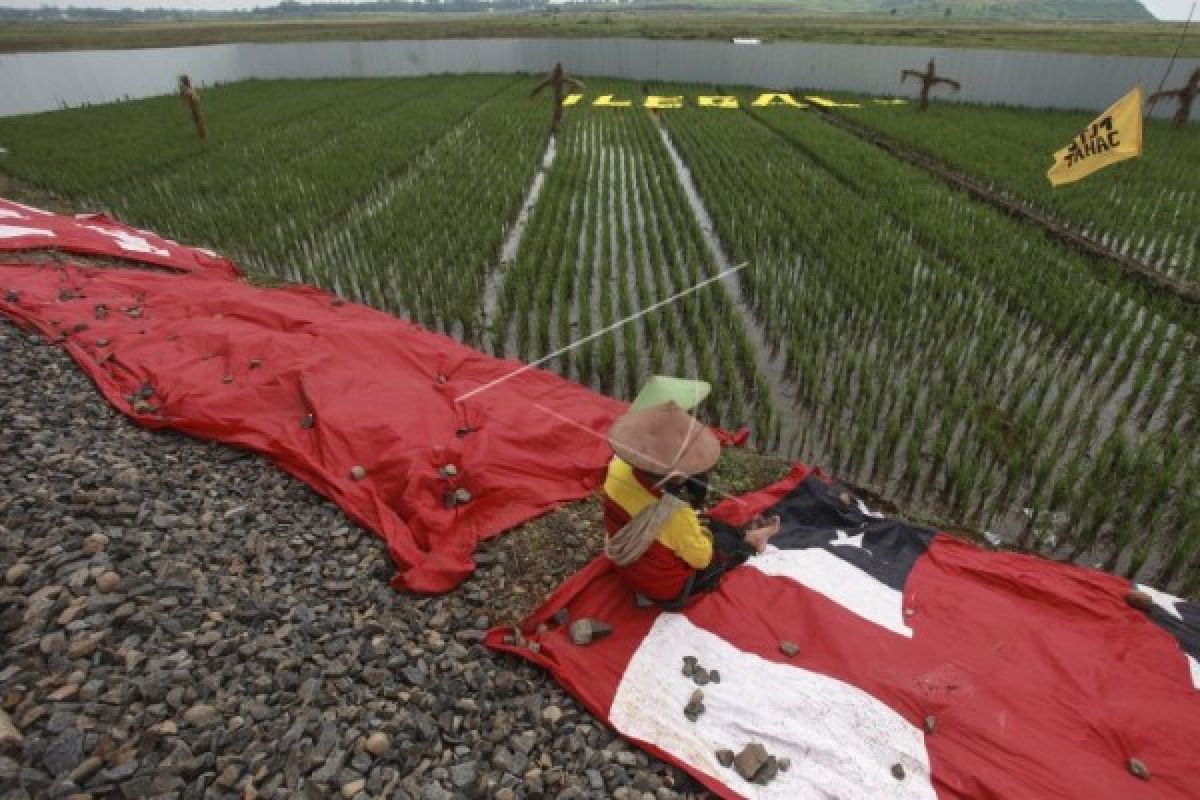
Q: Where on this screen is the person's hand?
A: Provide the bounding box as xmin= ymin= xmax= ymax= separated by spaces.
xmin=744 ymin=515 xmax=781 ymax=553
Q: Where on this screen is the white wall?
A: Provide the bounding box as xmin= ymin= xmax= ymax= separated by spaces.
xmin=1 ymin=39 xmax=1196 ymax=120
xmin=0 ymin=44 xmax=242 ymax=116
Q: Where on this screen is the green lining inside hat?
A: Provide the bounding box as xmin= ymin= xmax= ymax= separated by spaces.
xmin=631 ymin=375 xmax=711 ymax=411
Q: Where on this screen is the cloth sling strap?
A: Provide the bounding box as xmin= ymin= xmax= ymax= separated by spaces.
xmin=604 ymin=493 xmax=688 ymax=567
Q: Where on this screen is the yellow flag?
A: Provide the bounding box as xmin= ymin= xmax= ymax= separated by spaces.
xmin=1047 ymin=87 xmax=1143 ymax=187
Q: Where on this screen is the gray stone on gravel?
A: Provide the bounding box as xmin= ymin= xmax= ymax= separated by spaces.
xmin=4 ymin=563 xmax=30 ymax=585
xmin=102 ymin=757 xmax=139 ymax=782
xmin=95 ymin=570 xmax=121 ymax=592
xmin=182 ymin=704 xmax=219 ymax=726
xmin=0 ymin=756 xmax=20 ymax=782
xmin=364 ymin=731 xmax=390 ymax=756
xmin=421 ymin=783 xmax=456 ymax=800
xmin=68 ymin=754 xmax=104 ymax=784
xmin=216 ymin=764 xmax=241 ymax=788
xmin=449 ymin=761 xmax=478 ymax=789
xmin=312 ymin=748 xmax=347 ymax=783
xmin=0 ymin=711 xmax=22 ymax=752
xmin=40 ymin=729 xmax=84 ymax=777
xmin=491 ymin=745 xmax=517 ymax=774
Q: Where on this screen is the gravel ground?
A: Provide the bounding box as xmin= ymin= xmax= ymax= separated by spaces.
xmin=0 ymin=317 xmax=713 ymax=800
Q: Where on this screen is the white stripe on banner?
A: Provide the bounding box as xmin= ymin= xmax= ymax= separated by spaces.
xmin=1136 ymin=583 xmax=1200 ymax=690
xmin=610 ymin=614 xmax=935 ymax=800
xmin=1136 ymin=583 xmax=1185 ymax=621
xmin=0 ymin=225 xmax=54 ymax=240
xmin=3 ymin=200 xmax=51 ymax=216
xmin=82 ymin=225 xmax=171 ymax=257
xmin=748 ymin=545 xmax=913 ymax=638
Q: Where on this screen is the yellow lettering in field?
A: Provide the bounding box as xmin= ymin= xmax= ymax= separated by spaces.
xmin=873 ymin=98 xmax=909 ymax=105
xmin=805 ymin=95 xmax=861 ymax=109
xmin=593 ymin=94 xmax=632 ymax=108
xmin=698 ymin=95 xmax=739 ymax=109
xmin=644 ymin=95 xmax=684 ymax=110
xmin=563 ymin=93 xmax=583 ymax=107
xmin=751 ymin=93 xmax=806 ymax=108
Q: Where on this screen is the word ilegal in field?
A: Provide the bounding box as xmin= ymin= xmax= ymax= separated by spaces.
xmin=562 ymin=93 xmax=908 ymax=110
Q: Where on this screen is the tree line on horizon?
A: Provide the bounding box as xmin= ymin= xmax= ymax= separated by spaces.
xmin=0 ymin=0 xmax=1158 ymax=24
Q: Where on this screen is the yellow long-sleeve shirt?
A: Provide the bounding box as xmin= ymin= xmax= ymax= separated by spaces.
xmin=601 ymin=458 xmax=713 ymax=598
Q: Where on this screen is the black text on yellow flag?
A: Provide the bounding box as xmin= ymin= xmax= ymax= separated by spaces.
xmin=1047 ymin=87 xmax=1144 ymax=187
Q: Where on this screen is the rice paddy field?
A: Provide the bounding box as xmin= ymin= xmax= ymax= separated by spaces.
xmin=0 ymin=76 xmax=1196 ymax=594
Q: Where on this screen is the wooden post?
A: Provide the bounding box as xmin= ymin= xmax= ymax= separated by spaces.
xmin=179 ymin=74 xmax=208 ymax=141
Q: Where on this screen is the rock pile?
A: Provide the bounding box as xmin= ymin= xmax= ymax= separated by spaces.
xmin=0 ymin=321 xmax=700 ymax=800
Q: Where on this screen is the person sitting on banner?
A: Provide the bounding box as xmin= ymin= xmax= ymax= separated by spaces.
xmin=602 ymin=396 xmax=781 ymax=610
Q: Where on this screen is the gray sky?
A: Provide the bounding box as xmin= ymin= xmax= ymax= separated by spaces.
xmin=0 ymin=0 xmax=1195 ymax=20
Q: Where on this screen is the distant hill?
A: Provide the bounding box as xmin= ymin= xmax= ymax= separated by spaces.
xmin=610 ymin=0 xmax=1157 ymax=20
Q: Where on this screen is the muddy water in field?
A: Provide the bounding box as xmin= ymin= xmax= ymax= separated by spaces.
xmin=656 ymin=122 xmax=803 ymax=453
xmin=483 ymin=134 xmax=558 ymax=337
xmin=498 ymin=135 xmax=558 ymax=265
xmin=624 ymin=151 xmax=700 ymax=385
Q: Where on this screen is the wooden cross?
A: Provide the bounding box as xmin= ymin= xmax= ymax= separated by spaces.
xmin=900 ymin=59 xmax=962 ymax=111
xmin=1147 ymin=68 xmax=1199 ymax=130
xmin=531 ymin=62 xmax=585 ymax=134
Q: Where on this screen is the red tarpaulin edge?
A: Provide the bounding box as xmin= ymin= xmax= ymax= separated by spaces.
xmin=1 ymin=198 xmax=241 ymax=279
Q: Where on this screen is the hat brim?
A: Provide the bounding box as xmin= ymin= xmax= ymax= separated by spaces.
xmin=608 ymin=404 xmax=721 ymax=477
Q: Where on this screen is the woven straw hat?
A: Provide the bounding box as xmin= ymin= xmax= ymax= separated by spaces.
xmin=608 ymin=401 xmax=720 ymax=478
